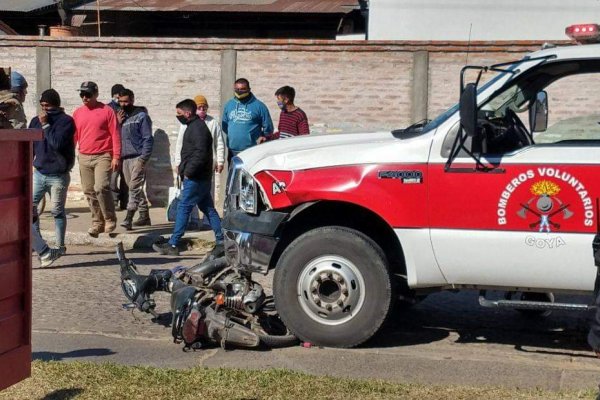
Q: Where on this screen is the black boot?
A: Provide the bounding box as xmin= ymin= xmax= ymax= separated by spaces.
xmin=120 ymin=210 xmax=135 ymax=230
xmin=133 ymin=210 xmax=152 ymax=227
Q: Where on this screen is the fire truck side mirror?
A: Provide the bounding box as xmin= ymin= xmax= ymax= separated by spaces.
xmin=529 ymin=90 xmax=548 ymax=132
xmin=459 ymin=83 xmax=478 ymax=137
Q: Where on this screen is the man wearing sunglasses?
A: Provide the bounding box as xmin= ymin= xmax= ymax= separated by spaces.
xmin=72 ymin=81 xmax=121 ymax=237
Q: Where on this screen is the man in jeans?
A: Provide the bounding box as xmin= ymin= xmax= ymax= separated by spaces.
xmin=29 ymin=89 xmax=75 ymax=255
xmin=117 ymin=88 xmax=153 ymax=230
xmin=153 ymin=99 xmax=223 ymax=256
xmin=175 ymin=94 xmax=226 ymax=230
xmin=32 ymin=206 xmax=62 ymax=267
xmin=73 ymin=81 xmax=121 ymax=237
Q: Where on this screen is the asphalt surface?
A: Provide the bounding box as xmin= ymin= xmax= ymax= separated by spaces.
xmin=32 ymin=245 xmax=600 ymax=391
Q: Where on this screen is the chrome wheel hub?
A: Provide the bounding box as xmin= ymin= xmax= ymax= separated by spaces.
xmin=297 ymin=255 xmax=365 ymax=325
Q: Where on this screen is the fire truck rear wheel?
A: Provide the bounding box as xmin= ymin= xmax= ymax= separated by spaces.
xmin=273 ymin=226 xmax=393 ymax=348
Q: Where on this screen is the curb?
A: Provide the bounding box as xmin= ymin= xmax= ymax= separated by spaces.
xmin=41 ymin=229 xmax=215 ymax=250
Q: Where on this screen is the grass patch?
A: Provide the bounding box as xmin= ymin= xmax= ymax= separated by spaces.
xmin=0 ymin=361 xmax=596 ymax=400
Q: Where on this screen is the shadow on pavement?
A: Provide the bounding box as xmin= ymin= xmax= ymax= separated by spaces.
xmin=368 ymin=290 xmax=594 ymax=357
xmin=33 ymin=348 xmax=116 ymax=361
xmin=41 ymin=388 xmax=84 ymax=400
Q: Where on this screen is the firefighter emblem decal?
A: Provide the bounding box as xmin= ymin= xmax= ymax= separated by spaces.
xmin=517 ymin=180 xmax=573 ymax=232
xmin=496 ymin=168 xmax=594 ymax=231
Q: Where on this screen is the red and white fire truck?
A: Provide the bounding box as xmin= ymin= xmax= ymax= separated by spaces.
xmin=222 ymin=24 xmax=600 ymax=347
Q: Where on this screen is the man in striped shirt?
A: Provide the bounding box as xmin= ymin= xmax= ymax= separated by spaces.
xmin=272 ymin=86 xmax=309 ymax=139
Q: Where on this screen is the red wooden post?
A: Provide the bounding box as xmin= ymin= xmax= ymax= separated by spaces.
xmin=0 ymin=129 xmax=42 ymax=391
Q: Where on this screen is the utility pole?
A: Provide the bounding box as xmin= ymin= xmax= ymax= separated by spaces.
xmin=96 ymin=0 xmax=101 ymax=37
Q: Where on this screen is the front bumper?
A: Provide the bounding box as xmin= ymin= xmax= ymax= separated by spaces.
xmin=222 ymin=209 xmax=289 ymax=275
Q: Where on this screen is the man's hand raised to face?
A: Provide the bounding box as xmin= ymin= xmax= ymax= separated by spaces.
xmin=39 ymin=110 xmax=48 ymax=126
xmin=117 ymin=109 xmax=125 ymax=125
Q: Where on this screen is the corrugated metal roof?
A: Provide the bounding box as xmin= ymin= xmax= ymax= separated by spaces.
xmin=74 ymin=0 xmax=358 ymax=13
xmin=0 ymin=0 xmax=57 ymax=12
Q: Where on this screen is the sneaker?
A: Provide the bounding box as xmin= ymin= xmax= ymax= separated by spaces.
xmin=88 ymin=226 xmax=104 ymax=238
xmin=58 ymin=246 xmax=67 ymax=256
xmin=153 ymin=242 xmax=180 ymax=256
xmin=40 ymin=248 xmax=61 ymax=267
xmin=209 ymin=243 xmax=224 ymax=259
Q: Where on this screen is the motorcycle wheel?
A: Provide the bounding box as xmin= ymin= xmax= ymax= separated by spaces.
xmin=255 ymin=314 xmax=298 ymax=348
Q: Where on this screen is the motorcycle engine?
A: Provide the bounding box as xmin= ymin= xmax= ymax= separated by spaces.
xmin=216 ymin=274 xmax=265 ymax=314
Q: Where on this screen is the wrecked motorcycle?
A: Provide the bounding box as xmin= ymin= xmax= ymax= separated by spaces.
xmin=116 ymin=242 xmax=297 ymax=350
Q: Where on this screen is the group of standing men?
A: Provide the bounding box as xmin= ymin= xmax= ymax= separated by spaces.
xmin=1 ymin=72 xmax=154 ymax=267
xmin=0 ymin=70 xmax=310 ymax=265
xmin=153 ymin=78 xmax=310 ymax=256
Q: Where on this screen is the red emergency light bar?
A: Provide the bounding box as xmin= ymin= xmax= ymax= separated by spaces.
xmin=565 ymin=23 xmax=600 ymax=43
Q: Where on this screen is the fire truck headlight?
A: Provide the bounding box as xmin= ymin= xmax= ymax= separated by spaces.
xmin=239 ymin=169 xmax=258 ymax=214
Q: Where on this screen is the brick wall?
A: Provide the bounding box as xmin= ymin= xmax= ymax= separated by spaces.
xmin=237 ymin=50 xmax=413 ymax=133
xmin=0 ymin=37 xmax=557 ymax=205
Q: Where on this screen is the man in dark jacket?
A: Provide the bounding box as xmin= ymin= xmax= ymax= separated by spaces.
xmin=29 ymin=88 xmax=75 ymax=255
xmin=117 ymin=88 xmax=153 ymax=230
xmin=153 ymin=99 xmax=223 ymax=256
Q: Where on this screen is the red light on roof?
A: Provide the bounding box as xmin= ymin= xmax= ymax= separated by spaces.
xmin=566 ymin=23 xmax=600 ymax=43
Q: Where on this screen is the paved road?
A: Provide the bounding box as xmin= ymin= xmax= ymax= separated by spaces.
xmin=32 ymin=246 xmax=600 ymax=390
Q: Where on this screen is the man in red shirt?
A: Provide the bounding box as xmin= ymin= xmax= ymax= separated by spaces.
xmin=272 ymin=86 xmax=309 ymax=139
xmin=73 ymin=81 xmax=121 ymax=237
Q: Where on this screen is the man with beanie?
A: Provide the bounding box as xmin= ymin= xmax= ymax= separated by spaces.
xmin=221 ymin=78 xmax=273 ymax=163
xmin=117 ymin=88 xmax=153 ymax=230
xmin=29 ymin=89 xmax=75 ymax=254
xmin=73 ymin=81 xmax=121 ymax=237
xmin=154 ymin=99 xmax=223 ymax=256
xmin=0 ymin=70 xmax=28 ymax=129
xmin=175 ymin=94 xmax=225 ymax=229
xmin=108 ymin=83 xmax=128 ymax=210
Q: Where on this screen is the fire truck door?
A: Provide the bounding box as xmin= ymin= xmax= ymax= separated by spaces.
xmin=428 ymin=147 xmax=600 ymax=292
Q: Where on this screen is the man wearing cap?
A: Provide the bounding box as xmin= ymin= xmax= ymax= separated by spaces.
xmin=29 ymin=89 xmax=75 ymax=255
xmin=175 ymin=94 xmax=225 ymax=229
xmin=0 ymin=71 xmax=28 ymax=129
xmin=72 ymin=81 xmax=121 ymax=237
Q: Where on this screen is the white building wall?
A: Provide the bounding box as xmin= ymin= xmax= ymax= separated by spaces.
xmin=369 ymin=0 xmax=600 ymax=41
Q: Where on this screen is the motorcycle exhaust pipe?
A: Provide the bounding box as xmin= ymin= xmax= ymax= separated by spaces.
xmin=187 ymin=257 xmax=228 ymax=282
xmin=204 ymin=307 xmax=260 ymax=348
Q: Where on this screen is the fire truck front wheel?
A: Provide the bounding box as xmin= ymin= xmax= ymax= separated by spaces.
xmin=273 ymin=226 xmax=393 ymax=348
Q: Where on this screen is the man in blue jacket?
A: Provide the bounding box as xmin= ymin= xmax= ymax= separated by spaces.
xmin=222 ymin=78 xmax=273 ymax=163
xmin=117 ymin=88 xmax=154 ymax=230
xmin=29 ymin=88 xmax=75 ymax=255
